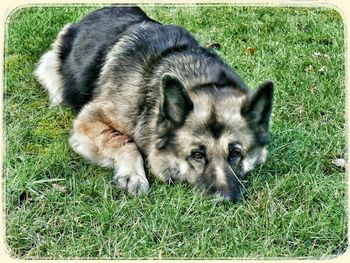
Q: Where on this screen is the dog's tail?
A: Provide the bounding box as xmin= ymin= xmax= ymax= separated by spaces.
xmin=34 ymin=24 xmax=73 ymax=106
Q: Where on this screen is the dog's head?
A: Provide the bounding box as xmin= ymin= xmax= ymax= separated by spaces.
xmin=150 ymin=73 xmax=273 ymax=202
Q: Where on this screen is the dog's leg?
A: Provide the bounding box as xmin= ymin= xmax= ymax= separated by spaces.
xmin=69 ymin=103 xmax=149 ymax=196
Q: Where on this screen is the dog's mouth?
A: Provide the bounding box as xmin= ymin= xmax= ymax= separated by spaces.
xmin=159 ymin=166 xmax=249 ymax=202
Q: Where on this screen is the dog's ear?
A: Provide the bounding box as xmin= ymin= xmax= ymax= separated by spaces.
xmin=160 ymin=74 xmax=194 ymax=126
xmin=156 ymin=74 xmax=194 ymax=149
xmin=241 ymin=81 xmax=274 ymax=145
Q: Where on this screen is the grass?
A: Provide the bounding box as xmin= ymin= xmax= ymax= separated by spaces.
xmin=4 ymin=4 xmax=347 ymax=259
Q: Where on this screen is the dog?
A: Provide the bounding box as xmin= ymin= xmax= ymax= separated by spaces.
xmin=35 ymin=6 xmax=274 ymax=202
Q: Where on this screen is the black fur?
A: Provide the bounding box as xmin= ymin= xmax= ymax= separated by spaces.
xmin=160 ymin=75 xmax=194 ymax=127
xmin=205 ymin=109 xmax=225 ymax=139
xmin=241 ymin=81 xmax=274 ymax=145
xmin=58 ymin=7 xmax=158 ymax=111
xmin=56 ymin=6 xmax=247 ymax=113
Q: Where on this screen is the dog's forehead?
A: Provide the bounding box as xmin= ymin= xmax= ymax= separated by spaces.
xmin=179 ymin=90 xmax=255 ymax=152
xmin=190 ymin=89 xmax=248 ymax=131
xmin=189 ymin=88 xmax=247 ymax=122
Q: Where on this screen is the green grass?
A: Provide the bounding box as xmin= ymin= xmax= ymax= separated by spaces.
xmin=4 ymin=4 xmax=347 ymax=259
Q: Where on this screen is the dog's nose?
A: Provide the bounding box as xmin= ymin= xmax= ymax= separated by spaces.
xmin=222 ymin=193 xmax=234 ymax=201
xmin=222 ymin=186 xmax=245 ymax=203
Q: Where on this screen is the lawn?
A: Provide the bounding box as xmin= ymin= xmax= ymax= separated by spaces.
xmin=4 ymin=4 xmax=347 ymax=259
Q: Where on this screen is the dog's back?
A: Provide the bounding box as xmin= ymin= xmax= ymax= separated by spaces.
xmin=35 ymin=7 xmax=157 ymax=110
xmin=35 ymin=6 xmax=249 ymax=143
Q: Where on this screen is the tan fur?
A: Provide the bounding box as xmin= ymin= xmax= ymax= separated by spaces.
xmin=67 ymin=79 xmax=267 ymax=197
xmin=215 ymin=167 xmax=227 ymax=187
xmin=147 ymin=87 xmax=266 ymax=190
xmin=69 ymin=100 xmax=149 ymax=195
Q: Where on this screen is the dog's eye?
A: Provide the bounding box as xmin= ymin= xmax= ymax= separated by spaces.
xmin=192 ymin=151 xmax=204 ymax=161
xmin=228 ymin=144 xmax=242 ymax=165
xmin=230 ymin=147 xmax=242 ymax=156
xmin=228 ymin=143 xmax=242 ymax=156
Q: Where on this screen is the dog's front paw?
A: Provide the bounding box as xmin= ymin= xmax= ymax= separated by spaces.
xmin=113 ymin=171 xmax=150 ymax=196
xmin=113 ymin=156 xmax=149 ymax=196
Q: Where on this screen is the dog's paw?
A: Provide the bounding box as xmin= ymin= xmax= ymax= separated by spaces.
xmin=113 ymin=157 xmax=149 ymax=196
xmin=113 ymin=172 xmax=150 ymax=196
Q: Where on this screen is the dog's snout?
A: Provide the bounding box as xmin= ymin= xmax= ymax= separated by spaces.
xmin=211 ymin=165 xmax=247 ymax=202
xmin=220 ymin=186 xmax=244 ymax=203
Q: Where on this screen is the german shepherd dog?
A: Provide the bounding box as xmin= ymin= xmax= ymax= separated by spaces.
xmin=35 ymin=6 xmax=274 ymax=202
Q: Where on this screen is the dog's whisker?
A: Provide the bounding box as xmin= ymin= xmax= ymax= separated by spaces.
xmin=228 ymin=166 xmax=249 ymax=195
